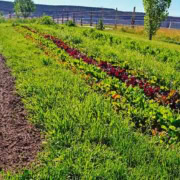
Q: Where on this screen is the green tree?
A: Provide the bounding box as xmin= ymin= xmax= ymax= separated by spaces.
xmin=14 ymin=0 xmax=36 ymax=18
xmin=143 ymin=0 xmax=171 ymax=40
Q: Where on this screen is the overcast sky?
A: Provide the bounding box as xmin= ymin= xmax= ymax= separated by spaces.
xmin=2 ymin=0 xmax=180 ymax=17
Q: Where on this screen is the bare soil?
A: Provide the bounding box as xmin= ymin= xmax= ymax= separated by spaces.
xmin=0 ymin=55 xmax=41 ymax=171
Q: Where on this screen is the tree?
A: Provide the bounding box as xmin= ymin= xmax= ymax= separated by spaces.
xmin=143 ymin=0 xmax=171 ymax=40
xmin=14 ymin=1 xmax=21 ymax=18
xmin=14 ymin=0 xmax=36 ymax=18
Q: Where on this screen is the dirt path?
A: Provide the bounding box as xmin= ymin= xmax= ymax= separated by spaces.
xmin=0 ymin=55 xmax=41 ymax=171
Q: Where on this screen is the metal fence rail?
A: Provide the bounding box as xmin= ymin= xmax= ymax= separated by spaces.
xmin=49 ymin=9 xmax=180 ymax=29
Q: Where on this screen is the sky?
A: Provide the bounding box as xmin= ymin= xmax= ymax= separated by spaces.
xmin=2 ymin=0 xmax=180 ymax=17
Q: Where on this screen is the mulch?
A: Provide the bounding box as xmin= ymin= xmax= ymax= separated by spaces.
xmin=0 ymin=55 xmax=42 ymax=171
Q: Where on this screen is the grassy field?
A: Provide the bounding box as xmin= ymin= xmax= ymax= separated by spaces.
xmin=0 ymin=22 xmax=180 ymax=179
xmin=107 ymin=25 xmax=180 ymax=45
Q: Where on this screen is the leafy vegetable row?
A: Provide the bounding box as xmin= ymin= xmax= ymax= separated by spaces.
xmin=30 ymin=25 xmax=180 ymax=91
xmin=23 ymin=25 xmax=180 ymax=111
xmin=16 ymin=25 xmax=180 ymax=142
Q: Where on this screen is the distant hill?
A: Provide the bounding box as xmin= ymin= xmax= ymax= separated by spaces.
xmin=1 ymin=0 xmax=180 ymax=29
xmin=1 ymin=1 xmax=115 ymax=16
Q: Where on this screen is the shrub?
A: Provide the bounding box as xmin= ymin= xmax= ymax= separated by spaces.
xmin=42 ymin=58 xmax=52 ymax=66
xmin=0 ymin=17 xmax=5 ymax=23
xmin=7 ymin=18 xmax=37 ymax=25
xmin=12 ymin=22 xmax=19 ymax=27
xmin=38 ymin=16 xmax=55 ymax=25
xmin=0 ymin=11 xmax=3 ymax=17
xmin=0 ymin=11 xmax=5 ymax=23
xmin=71 ymin=36 xmax=83 ymax=44
xmin=96 ymin=19 xmax=105 ymax=30
xmin=65 ymin=20 xmax=76 ymax=27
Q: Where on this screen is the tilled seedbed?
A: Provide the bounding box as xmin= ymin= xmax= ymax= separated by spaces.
xmin=0 ymin=55 xmax=41 ymax=171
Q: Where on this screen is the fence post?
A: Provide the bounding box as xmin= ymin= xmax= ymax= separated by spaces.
xmin=131 ymin=7 xmax=136 ymax=28
xmin=169 ymin=21 xmax=172 ymax=29
xmin=57 ymin=15 xmax=59 ymax=24
xmin=52 ymin=15 xmax=54 ymax=22
xmin=73 ymin=12 xmax=75 ymax=24
xmin=90 ymin=11 xmax=93 ymax=26
xmin=62 ymin=13 xmax=64 ymax=24
xmin=81 ymin=16 xmax=83 ymax=26
xmin=8 ymin=12 xmax=12 ymax=19
xmin=115 ymin=8 xmax=118 ymax=29
xmin=67 ymin=11 xmax=69 ymax=21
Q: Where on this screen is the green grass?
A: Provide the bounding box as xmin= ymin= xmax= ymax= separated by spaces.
xmin=105 ymin=25 xmax=180 ymax=46
xmin=0 ymin=23 xmax=180 ymax=179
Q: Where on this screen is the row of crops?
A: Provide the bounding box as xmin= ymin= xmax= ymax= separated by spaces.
xmin=16 ymin=25 xmax=180 ymax=143
xmin=31 ymin=25 xmax=180 ymax=90
xmin=0 ymin=23 xmax=180 ymax=179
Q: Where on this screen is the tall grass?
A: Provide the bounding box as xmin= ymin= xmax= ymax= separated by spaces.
xmin=109 ymin=25 xmax=180 ymax=44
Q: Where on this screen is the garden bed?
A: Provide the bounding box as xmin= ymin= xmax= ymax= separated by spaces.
xmin=0 ymin=55 xmax=41 ymax=171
